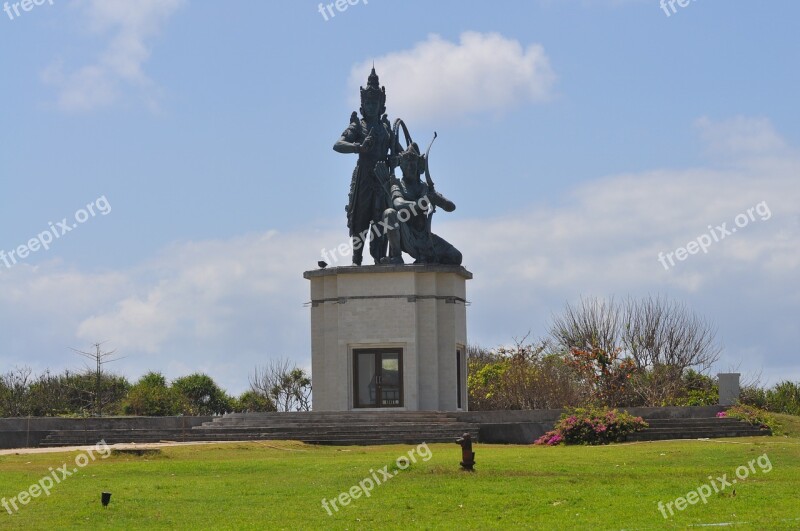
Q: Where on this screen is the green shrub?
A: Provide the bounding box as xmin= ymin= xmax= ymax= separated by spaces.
xmin=727 ymin=404 xmax=777 ymax=433
xmin=535 ymin=407 xmax=648 ymax=446
xmin=466 ymin=343 xmax=586 ymax=411
xmin=234 ymin=390 xmax=276 ymax=412
xmin=739 ymin=381 xmax=800 ymax=417
xmin=123 ymin=372 xmax=188 ymax=416
xmin=739 ymin=385 xmax=768 ymax=409
xmin=172 ymin=373 xmax=234 ymax=415
xmin=673 ymin=370 xmax=718 ymax=406
xmin=766 ymin=381 xmax=800 ymax=416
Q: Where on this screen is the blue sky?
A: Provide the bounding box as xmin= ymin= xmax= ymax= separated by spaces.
xmin=0 ymin=0 xmax=798 ymax=394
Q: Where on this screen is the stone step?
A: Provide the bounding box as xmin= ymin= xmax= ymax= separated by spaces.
xmin=217 ymin=412 xmax=453 ymax=419
xmin=643 ymin=423 xmax=754 ymax=430
xmin=41 ymin=427 xmax=477 ymax=440
xmin=642 ymin=423 xmax=764 ymax=430
xmin=41 ymin=425 xmax=476 ymax=438
xmin=644 ymin=427 xmax=757 ymax=434
xmin=38 ymin=411 xmax=480 ymax=447
xmin=627 ymin=417 xmax=770 ymax=442
xmin=627 ymin=430 xmax=768 ymax=442
xmin=39 ymin=429 xmax=479 ymax=447
xmin=307 ymin=437 xmax=467 ymax=446
xmin=645 ymin=419 xmax=756 ymax=426
xmin=201 ymin=421 xmax=460 ymax=429
xmin=203 ymin=415 xmax=454 ymax=425
xmin=196 ymin=423 xmax=475 ymax=431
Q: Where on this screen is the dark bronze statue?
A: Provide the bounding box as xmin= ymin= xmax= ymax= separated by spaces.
xmin=333 ymin=68 xmax=401 ymax=265
xmin=333 ymin=69 xmax=462 ymax=266
xmin=375 ymin=141 xmax=462 ymax=265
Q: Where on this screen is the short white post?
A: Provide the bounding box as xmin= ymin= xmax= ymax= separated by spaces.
xmin=718 ymin=373 xmax=741 ymax=406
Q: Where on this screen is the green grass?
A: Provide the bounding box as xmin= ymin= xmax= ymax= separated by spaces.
xmin=773 ymin=413 xmax=800 ymax=437
xmin=1 ymin=436 xmax=799 ymax=530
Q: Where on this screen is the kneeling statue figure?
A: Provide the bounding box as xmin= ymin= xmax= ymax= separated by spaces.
xmin=375 ymin=144 xmax=462 ymax=265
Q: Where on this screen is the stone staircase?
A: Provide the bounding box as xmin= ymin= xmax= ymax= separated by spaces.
xmin=194 ymin=411 xmax=479 ymax=445
xmin=35 ymin=412 xmax=771 ymax=447
xmin=626 ymin=417 xmax=770 ymax=442
xmin=38 ymin=427 xmax=205 ymax=447
xmin=39 ymin=411 xmax=479 ymax=447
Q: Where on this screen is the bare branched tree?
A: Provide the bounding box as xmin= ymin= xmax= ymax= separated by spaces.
xmin=250 ymin=359 xmax=311 ymax=412
xmin=550 ymin=297 xmax=620 ymax=354
xmin=550 ymin=296 xmax=722 ymax=406
xmin=622 ymin=296 xmax=720 ymax=372
xmin=71 ymin=342 xmax=126 ymax=416
xmin=0 ymin=366 xmax=33 ymax=417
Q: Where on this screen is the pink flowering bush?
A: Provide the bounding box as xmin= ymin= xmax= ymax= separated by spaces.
xmin=716 ymin=411 xmax=728 ymax=418
xmin=534 ymin=407 xmax=648 ymax=446
xmin=535 ymin=432 xmax=564 ymax=446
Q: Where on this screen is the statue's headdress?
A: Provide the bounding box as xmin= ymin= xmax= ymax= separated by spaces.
xmin=399 ymin=142 xmax=425 ymax=175
xmin=360 ymin=67 xmax=386 ymax=115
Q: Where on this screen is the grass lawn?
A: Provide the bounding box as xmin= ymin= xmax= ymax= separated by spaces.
xmin=1 ymin=435 xmax=799 ymax=530
xmin=773 ymin=413 xmax=800 ymax=437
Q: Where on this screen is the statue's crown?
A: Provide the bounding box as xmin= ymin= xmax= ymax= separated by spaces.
xmin=360 ymin=67 xmax=386 ymax=104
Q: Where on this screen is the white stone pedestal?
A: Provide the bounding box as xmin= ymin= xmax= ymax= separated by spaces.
xmin=303 ymin=264 xmax=472 ymax=412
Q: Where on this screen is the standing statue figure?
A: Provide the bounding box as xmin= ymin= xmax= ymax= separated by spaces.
xmin=333 ymin=68 xmax=401 ymax=265
xmin=375 ymin=140 xmax=462 ymax=266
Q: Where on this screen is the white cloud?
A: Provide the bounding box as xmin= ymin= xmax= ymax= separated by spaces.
xmin=695 ymin=116 xmax=789 ymax=159
xmin=349 ymin=32 xmax=556 ymax=124
xmin=443 ymin=118 xmax=800 ymax=384
xmin=0 ymin=228 xmax=326 ymax=393
xmin=42 ymin=0 xmax=184 ymax=112
xmin=1 ymin=116 xmax=798 ymax=393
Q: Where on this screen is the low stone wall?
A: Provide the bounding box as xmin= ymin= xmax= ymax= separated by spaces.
xmin=1 ymin=406 xmax=730 ymax=448
xmin=0 ymin=416 xmax=213 ymax=449
xmin=454 ymin=406 xmax=726 ymax=444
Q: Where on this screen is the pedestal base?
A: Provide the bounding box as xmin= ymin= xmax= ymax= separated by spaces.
xmin=303 ymin=264 xmax=471 ymax=412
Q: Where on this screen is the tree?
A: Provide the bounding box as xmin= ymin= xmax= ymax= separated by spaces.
xmin=0 ymin=366 xmax=33 ymax=417
xmin=622 ymin=296 xmax=720 ymax=371
xmin=1 ymin=368 xmax=129 ymax=417
xmin=565 ymin=344 xmax=637 ymax=407
xmin=550 ymin=296 xmax=721 ymax=406
xmin=61 ymin=370 xmax=129 ymax=416
xmin=467 ymin=338 xmax=586 ymax=411
xmin=123 ymin=372 xmax=187 ymax=416
xmin=172 ymin=373 xmax=233 ymax=415
xmin=70 ymin=342 xmax=126 ymax=416
xmin=234 ymin=390 xmax=277 ymax=413
xmin=550 ymin=297 xmax=620 ymax=355
xmin=250 ymin=360 xmax=312 ymax=412
xmin=26 ymin=369 xmax=66 ymax=416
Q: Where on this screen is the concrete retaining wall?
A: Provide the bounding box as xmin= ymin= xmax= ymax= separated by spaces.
xmin=454 ymin=405 xmax=726 ymax=444
xmin=0 ymin=416 xmax=213 ymax=449
xmin=1 ymin=406 xmax=729 ymax=448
